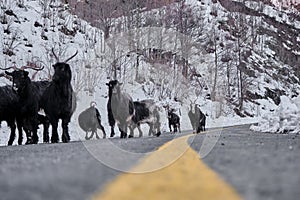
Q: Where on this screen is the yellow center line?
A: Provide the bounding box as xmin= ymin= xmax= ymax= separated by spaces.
xmin=91 ymin=132 xmax=242 ymax=200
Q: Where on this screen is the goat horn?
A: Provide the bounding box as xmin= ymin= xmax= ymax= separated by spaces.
xmin=189 ymin=99 xmax=194 ymax=105
xmin=29 ymin=65 xmax=44 ymax=71
xmin=51 ymin=48 xmax=60 ymax=62
xmin=0 ymin=66 xmax=17 ymax=70
xmin=0 ymin=73 xmax=12 ymax=81
xmin=22 ymin=65 xmax=44 ymax=71
xmin=64 ymin=50 xmax=78 ymax=63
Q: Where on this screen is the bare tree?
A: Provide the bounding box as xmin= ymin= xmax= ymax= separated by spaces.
xmin=2 ymin=27 xmax=22 ymax=57
xmin=92 ymin=1 xmax=120 ymax=40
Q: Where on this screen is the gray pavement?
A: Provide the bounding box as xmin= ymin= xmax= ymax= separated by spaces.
xmin=0 ymin=125 xmax=299 ymax=200
xmin=190 ymin=125 xmax=300 ymax=200
xmin=0 ymin=133 xmax=177 ymax=200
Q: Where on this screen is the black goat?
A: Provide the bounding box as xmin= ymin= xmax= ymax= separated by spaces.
xmin=107 ymin=84 xmax=116 ymax=138
xmin=0 ymin=85 xmax=23 ymax=145
xmin=167 ymin=108 xmax=181 ymax=133
xmin=40 ymin=49 xmax=77 ymax=143
xmin=106 ymin=80 xmax=134 ymax=138
xmin=3 ymin=64 xmax=51 ymax=144
xmin=21 ymin=80 xmax=51 ymax=144
xmin=0 ymin=70 xmax=50 ymax=145
xmin=78 ymin=102 xmax=106 ymax=140
xmin=188 ymin=104 xmax=206 ymax=133
xmin=5 ymin=70 xmax=44 ymax=144
xmin=129 ymin=99 xmax=161 ymax=137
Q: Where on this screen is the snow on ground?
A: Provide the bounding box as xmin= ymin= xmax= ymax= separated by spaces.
xmin=251 ymin=95 xmax=300 ymax=134
xmin=0 ymin=107 xmax=259 ymax=146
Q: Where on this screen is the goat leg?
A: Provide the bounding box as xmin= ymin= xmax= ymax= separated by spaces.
xmin=110 ymin=126 xmax=115 ymax=138
xmin=51 ymin=120 xmax=59 ymax=143
xmin=62 ymin=119 xmax=70 ymax=143
xmin=7 ymin=121 xmax=16 ymax=146
xmin=31 ymin=118 xmax=39 ymax=144
xmin=85 ymin=131 xmax=88 ymax=140
xmin=137 ymin=125 xmax=143 ymax=137
xmin=99 ymin=124 xmax=106 ymax=139
xmin=43 ymin=124 xmax=49 ymax=143
xmin=168 ymin=122 xmax=172 ymax=133
xmin=128 ymin=125 xmax=135 ymax=138
xmin=196 ymin=126 xmax=201 ymax=134
xmin=85 ymin=131 xmax=90 ymax=140
xmin=95 ymin=131 xmax=100 ymax=139
xmin=119 ymin=123 xmax=127 ymax=138
xmin=149 ymin=124 xmax=154 ymax=136
xmin=89 ymin=131 xmax=95 ymax=140
xmin=172 ymin=125 xmax=176 ymax=134
xmin=40 ymin=116 xmax=49 ymax=143
xmin=155 ymin=122 xmax=161 ymax=137
xmin=24 ymin=129 xmax=33 ymax=145
xmin=156 ymin=131 xmax=161 ymax=137
xmin=17 ymin=120 xmax=23 ymax=145
xmin=32 ymin=130 xmax=39 ymax=144
xmin=119 ymin=124 xmax=127 ymax=138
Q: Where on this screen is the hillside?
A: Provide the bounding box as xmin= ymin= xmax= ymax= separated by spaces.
xmin=67 ymin=0 xmax=300 ymax=133
xmin=0 ymin=0 xmax=108 ymax=144
xmin=71 ymin=0 xmax=300 ymax=122
xmin=0 ymin=0 xmax=299 ymax=145
xmin=66 ymin=0 xmax=300 ymax=115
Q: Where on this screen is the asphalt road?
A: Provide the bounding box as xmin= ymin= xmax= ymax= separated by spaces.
xmin=0 ymin=125 xmax=299 ymax=200
xmin=197 ymin=125 xmax=300 ymax=200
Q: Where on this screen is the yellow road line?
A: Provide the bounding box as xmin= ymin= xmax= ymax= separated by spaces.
xmin=91 ymin=134 xmax=242 ymax=200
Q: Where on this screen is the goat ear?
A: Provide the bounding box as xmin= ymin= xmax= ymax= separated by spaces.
xmin=24 ymin=71 xmax=29 ymax=77
xmin=5 ymin=71 xmax=12 ymax=76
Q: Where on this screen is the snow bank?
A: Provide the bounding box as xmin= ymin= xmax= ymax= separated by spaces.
xmin=251 ymin=96 xmax=300 ymax=134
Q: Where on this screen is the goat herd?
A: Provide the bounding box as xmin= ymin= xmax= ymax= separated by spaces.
xmin=79 ymin=80 xmax=206 ymax=141
xmin=0 ymin=49 xmax=206 ymax=146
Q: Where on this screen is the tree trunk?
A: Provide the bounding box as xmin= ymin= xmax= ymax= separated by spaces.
xmin=211 ymin=27 xmax=218 ymax=102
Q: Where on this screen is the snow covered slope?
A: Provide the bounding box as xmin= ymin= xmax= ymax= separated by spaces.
xmin=0 ymin=0 xmax=106 ymax=145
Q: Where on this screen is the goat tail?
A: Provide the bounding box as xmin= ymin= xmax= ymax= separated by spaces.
xmin=126 ymin=109 xmax=135 ymax=123
xmin=90 ymin=101 xmax=97 ymax=107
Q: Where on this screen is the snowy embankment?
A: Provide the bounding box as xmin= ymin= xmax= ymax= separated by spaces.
xmin=251 ymin=96 xmax=300 ymax=134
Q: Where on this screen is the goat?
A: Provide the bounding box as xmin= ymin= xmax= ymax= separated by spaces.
xmin=21 ymin=80 xmax=51 ymax=144
xmin=167 ymin=108 xmax=181 ymax=133
xmin=0 ymin=85 xmax=23 ymax=145
xmin=107 ymin=84 xmax=116 ymax=138
xmin=129 ymin=99 xmax=161 ymax=137
xmin=4 ymin=68 xmax=48 ymax=144
xmin=106 ymin=80 xmax=134 ymax=138
xmin=2 ymin=64 xmax=51 ymax=144
xmin=78 ymin=102 xmax=106 ymax=140
xmin=188 ymin=103 xmax=206 ymax=133
xmin=40 ymin=49 xmax=77 ymax=143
